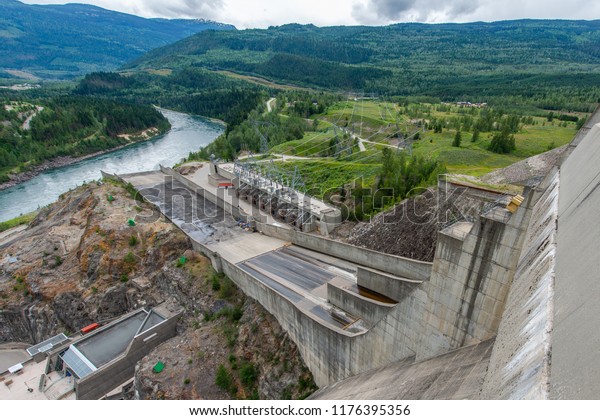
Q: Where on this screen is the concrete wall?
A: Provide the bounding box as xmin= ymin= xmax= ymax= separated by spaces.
xmin=181 ymin=194 xmax=531 ymax=386
xmin=220 ymin=259 xmax=355 ymax=386
xmin=416 ymin=193 xmax=533 ymax=360
xmin=326 ymin=282 xmax=394 ymax=327
xmin=76 ymin=312 xmax=180 ymax=400
xmin=356 ymin=267 xmax=422 ymax=301
xmin=216 ymin=255 xmax=433 ymax=386
xmin=551 ymin=123 xmax=600 ymax=399
xmin=480 ymin=169 xmax=558 ymax=399
xmin=256 ymin=222 xmax=432 ymax=281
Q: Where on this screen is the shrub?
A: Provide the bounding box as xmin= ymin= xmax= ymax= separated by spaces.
xmin=452 ymin=130 xmax=462 ymax=147
xmin=222 ymin=324 xmax=238 ymax=348
xmin=176 ymin=256 xmax=187 ymax=268
xmin=218 ymin=277 xmax=235 ymax=299
xmin=240 ymin=362 xmax=258 ymax=386
xmin=488 ymin=128 xmax=516 ymax=154
xmin=211 ymin=276 xmax=221 ymax=291
xmin=281 ymin=386 xmax=293 ymax=400
xmin=124 ymin=252 xmax=136 ymax=264
xmin=128 ymin=235 xmax=138 ymax=246
xmin=213 ymin=306 xmax=244 ymax=322
xmin=215 ymin=364 xmax=234 ymax=393
xmin=228 ymin=354 xmax=238 ymax=370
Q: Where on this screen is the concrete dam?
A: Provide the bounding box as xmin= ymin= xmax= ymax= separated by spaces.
xmin=113 ymin=111 xmax=600 ymax=399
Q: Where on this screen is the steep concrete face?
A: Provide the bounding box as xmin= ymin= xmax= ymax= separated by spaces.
xmin=480 ymin=169 xmax=559 ymax=399
xmin=551 ymin=123 xmax=600 ymax=399
xmin=310 ymin=339 xmax=494 ymax=400
xmin=416 ymin=197 xmax=532 ymax=360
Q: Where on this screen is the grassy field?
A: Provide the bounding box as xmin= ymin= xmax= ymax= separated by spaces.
xmin=318 ymin=100 xmax=407 ymax=143
xmin=0 ymin=212 xmax=36 ymax=233
xmin=412 ymin=121 xmax=577 ymax=176
xmin=267 ymin=99 xmax=581 ymax=190
xmin=268 ymin=159 xmax=380 ymax=198
xmin=270 ymin=130 xmax=337 ymax=156
xmin=512 ymin=121 xmax=576 ymax=158
xmin=273 ymin=100 xmax=579 ymax=175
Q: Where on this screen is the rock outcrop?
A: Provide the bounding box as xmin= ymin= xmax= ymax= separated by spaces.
xmin=0 ymin=180 xmax=315 ymax=399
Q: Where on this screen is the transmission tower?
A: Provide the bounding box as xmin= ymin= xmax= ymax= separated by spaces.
xmin=251 ymin=120 xmax=271 ymax=154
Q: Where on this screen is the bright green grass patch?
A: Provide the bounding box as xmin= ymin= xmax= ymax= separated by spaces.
xmin=411 ymin=121 xmax=576 ymax=176
xmin=512 ymin=123 xmax=576 ymax=157
xmin=323 ymin=101 xmax=403 ymax=129
xmin=276 ymin=100 xmax=578 ymax=180
xmin=318 ymin=101 xmax=407 ymax=145
xmin=413 ymin=132 xmax=519 ymax=176
xmin=270 ymin=159 xmax=380 ymax=197
xmin=270 ymin=131 xmax=336 ymax=156
xmin=338 ymin=144 xmax=385 ymax=164
xmin=0 ymin=212 xmax=36 ymax=233
xmin=359 ymin=101 xmax=399 ymax=123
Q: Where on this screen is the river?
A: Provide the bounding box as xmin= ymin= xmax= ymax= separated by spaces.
xmin=0 ymin=109 xmax=224 ymax=223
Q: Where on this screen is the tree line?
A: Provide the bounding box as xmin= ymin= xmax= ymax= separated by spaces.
xmin=0 ymin=96 xmax=169 ymax=182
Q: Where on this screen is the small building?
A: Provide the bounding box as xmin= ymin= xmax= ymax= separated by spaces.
xmin=26 ymin=333 xmax=69 ymax=363
xmin=0 ymin=303 xmax=181 ymax=400
xmin=50 ymin=304 xmax=181 ymax=400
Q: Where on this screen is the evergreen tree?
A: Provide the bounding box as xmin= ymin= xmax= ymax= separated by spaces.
xmin=471 ymin=128 xmax=480 ymax=142
xmin=488 ymin=127 xmax=516 ymax=154
xmin=452 ymin=130 xmax=462 ymax=147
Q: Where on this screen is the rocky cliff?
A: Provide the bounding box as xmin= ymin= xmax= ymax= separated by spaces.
xmin=0 ymin=180 xmax=315 ymax=399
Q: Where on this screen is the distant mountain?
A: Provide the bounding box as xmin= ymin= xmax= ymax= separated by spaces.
xmin=126 ymin=20 xmax=600 ymax=101
xmin=0 ymin=0 xmax=235 ymax=79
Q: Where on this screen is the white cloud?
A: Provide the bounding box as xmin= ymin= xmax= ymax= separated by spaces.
xmin=352 ymin=0 xmax=483 ymax=24
xmin=20 ymin=0 xmax=600 ymax=28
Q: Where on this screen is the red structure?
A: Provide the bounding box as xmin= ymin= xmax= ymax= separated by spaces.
xmin=80 ymin=323 xmax=100 ymax=334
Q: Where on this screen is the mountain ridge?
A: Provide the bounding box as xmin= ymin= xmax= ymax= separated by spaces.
xmin=124 ymin=19 xmax=600 ymax=102
xmin=0 ymin=0 xmax=236 ymax=79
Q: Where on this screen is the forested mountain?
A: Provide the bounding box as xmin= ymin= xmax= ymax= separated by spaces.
xmin=127 ymin=20 xmax=600 ymax=109
xmin=0 ymin=0 xmax=235 ymax=79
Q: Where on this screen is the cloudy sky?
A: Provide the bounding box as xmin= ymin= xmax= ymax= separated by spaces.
xmin=21 ymin=0 xmax=600 ymax=29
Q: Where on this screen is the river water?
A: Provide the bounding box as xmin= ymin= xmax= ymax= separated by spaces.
xmin=0 ymin=109 xmax=224 ymax=222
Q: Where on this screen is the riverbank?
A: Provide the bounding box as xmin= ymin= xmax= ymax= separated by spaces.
xmin=0 ymin=126 xmax=166 ymax=192
xmin=0 ymin=109 xmax=224 ymax=223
